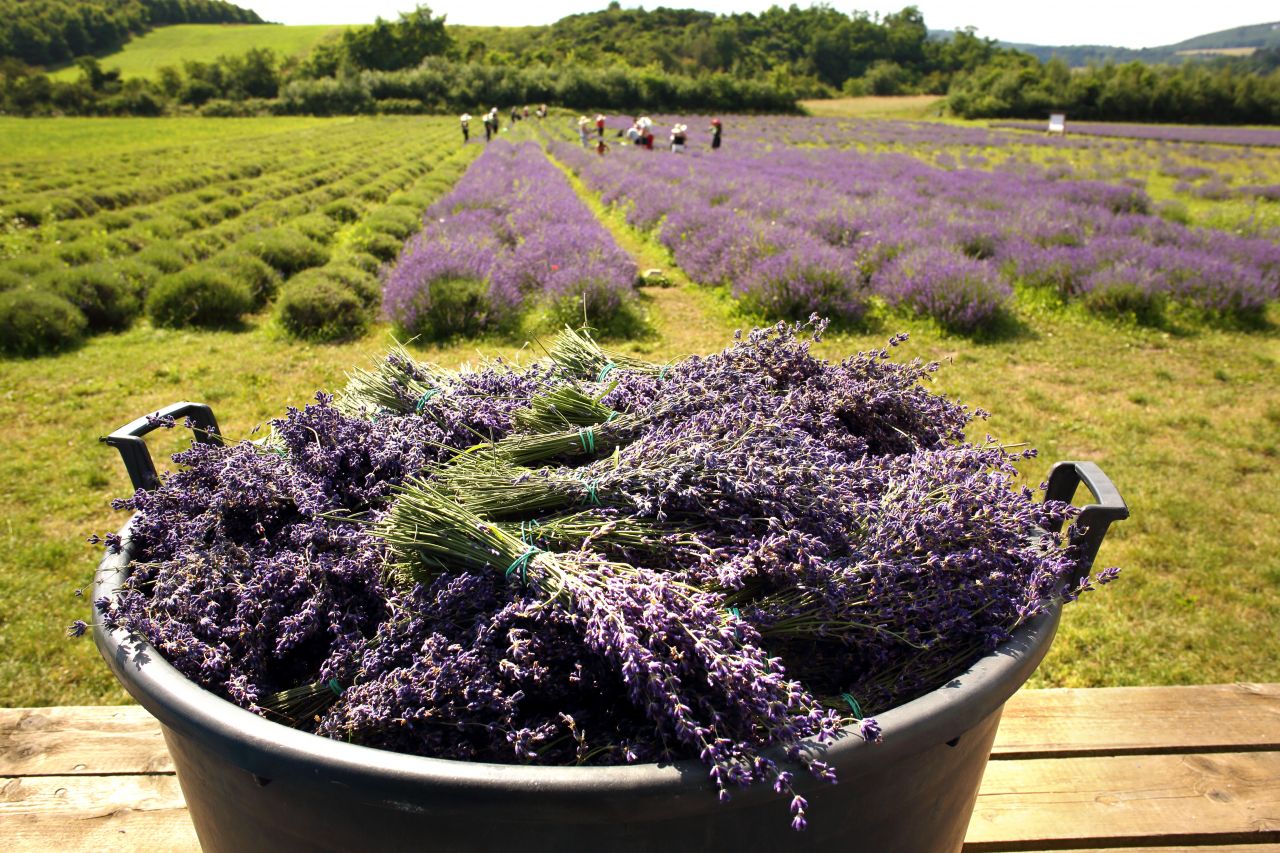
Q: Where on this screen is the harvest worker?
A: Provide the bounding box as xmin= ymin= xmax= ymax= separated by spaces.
xmin=595 ymin=113 xmax=606 ymax=138
xmin=460 ymin=113 xmax=471 ymax=142
xmin=670 ymin=123 xmax=688 ymax=153
xmin=578 ymin=116 xmax=591 ymax=147
xmin=710 ymin=118 xmax=722 ymax=150
xmin=596 ymin=138 xmax=609 ymax=156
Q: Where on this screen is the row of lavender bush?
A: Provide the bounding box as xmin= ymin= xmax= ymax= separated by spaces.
xmin=553 ymin=123 xmax=1279 ymax=331
xmin=990 ymin=120 xmax=1280 ymax=149
xmin=384 ymin=141 xmax=644 ymax=340
xmin=744 ymin=116 xmax=1280 ymax=211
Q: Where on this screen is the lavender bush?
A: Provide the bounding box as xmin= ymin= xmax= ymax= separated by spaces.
xmin=92 ymin=321 xmax=1118 ymax=829
xmin=383 ymin=141 xmax=644 ymax=340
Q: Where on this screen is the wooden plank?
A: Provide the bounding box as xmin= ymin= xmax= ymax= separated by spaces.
xmin=0 ymin=774 xmax=197 ymax=851
xmin=0 ymin=706 xmax=172 ymax=776
xmin=993 ymin=683 xmax=1280 ymax=759
xmin=965 ymin=751 xmax=1280 ymax=851
xmin=3 ymin=683 xmax=1275 ymax=778
xmin=983 ymin=848 xmax=1280 ymax=852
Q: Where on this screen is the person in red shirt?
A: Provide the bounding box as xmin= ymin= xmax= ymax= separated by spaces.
xmin=710 ymin=118 xmax=722 ymax=150
xmin=595 ymin=114 xmax=606 ymax=139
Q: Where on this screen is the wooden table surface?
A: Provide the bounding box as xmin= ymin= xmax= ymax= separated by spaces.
xmin=2 ymin=683 xmax=1278 ymax=851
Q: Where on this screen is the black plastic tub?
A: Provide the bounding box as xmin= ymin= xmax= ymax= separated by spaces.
xmin=94 ymin=404 xmax=1128 ymax=853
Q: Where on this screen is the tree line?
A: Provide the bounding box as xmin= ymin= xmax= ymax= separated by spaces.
xmin=2 ymin=2 xmax=1279 ymax=122
xmin=947 ymin=51 xmax=1280 ymax=124
xmin=0 ymin=0 xmax=262 ymax=68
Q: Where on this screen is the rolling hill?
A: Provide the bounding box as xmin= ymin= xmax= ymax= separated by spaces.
xmin=997 ymin=20 xmax=1280 ymax=66
xmin=46 ymin=24 xmax=349 ymax=80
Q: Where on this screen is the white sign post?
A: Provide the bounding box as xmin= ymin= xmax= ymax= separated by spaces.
xmin=1047 ymin=113 xmax=1067 ymax=135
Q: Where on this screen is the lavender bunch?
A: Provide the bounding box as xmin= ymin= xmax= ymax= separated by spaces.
xmin=376 ymin=481 xmax=845 ymax=815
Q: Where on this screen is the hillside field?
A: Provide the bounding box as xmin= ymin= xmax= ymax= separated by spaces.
xmin=46 ymin=24 xmax=349 ymax=80
xmin=0 ymin=115 xmax=1277 ymax=709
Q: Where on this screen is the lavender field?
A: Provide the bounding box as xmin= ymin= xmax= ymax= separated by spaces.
xmin=2 ymin=114 xmax=1279 ymax=709
xmin=548 ymin=115 xmax=1280 ymax=333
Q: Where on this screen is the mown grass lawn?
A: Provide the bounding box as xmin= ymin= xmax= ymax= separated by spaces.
xmin=46 ymin=24 xmax=350 ymax=81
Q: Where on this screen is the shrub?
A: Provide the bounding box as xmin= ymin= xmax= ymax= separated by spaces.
xmin=321 ymin=199 xmax=363 ymax=223
xmin=322 ymin=262 xmax=380 ymax=308
xmin=873 ymin=246 xmax=1013 ymax=334
xmin=40 ymin=263 xmax=143 ymax=332
xmin=339 ymin=251 xmax=382 ymax=274
xmin=147 ymin=268 xmax=253 ymax=328
xmin=735 ymin=242 xmax=868 ymax=325
xmin=390 ymin=276 xmax=490 ymax=341
xmin=364 ymin=206 xmax=422 ymax=240
xmin=359 ymin=232 xmax=405 ymax=262
xmin=215 ymin=252 xmax=282 ymax=308
xmin=239 ymin=229 xmax=329 ymax=276
xmin=0 ymin=268 xmax=23 ymax=292
xmin=1080 ymin=264 xmax=1167 ymax=325
xmin=276 ymin=276 xmax=367 ymax=341
xmin=3 ymin=257 xmax=58 ymax=277
xmin=292 ymin=213 xmax=341 ymax=244
xmin=136 ymin=244 xmax=190 ymax=274
xmin=0 ymin=289 xmax=87 ymax=357
xmin=53 ymin=239 xmax=111 ymax=265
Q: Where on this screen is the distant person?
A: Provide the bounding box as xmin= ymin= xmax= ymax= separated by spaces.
xmin=624 ymin=122 xmax=641 ymax=144
xmin=484 ymin=109 xmax=497 ymax=142
xmin=578 ymin=116 xmax=591 ymax=147
xmin=537 ymin=104 xmax=547 ymax=119
xmin=522 ymin=105 xmax=530 ymax=120
xmin=640 ymin=125 xmax=655 ymax=150
xmin=511 ymin=106 xmax=520 ymax=128
xmin=596 ymin=138 xmax=609 ymax=156
xmin=710 ymin=118 xmax=722 ymax=150
xmin=595 ymin=114 xmax=606 ymax=139
xmin=460 ymin=113 xmax=471 ymax=142
xmin=670 ymin=123 xmax=687 ymax=153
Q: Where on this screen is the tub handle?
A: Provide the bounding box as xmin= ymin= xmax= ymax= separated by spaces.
xmin=1044 ymin=461 xmax=1129 ymax=579
xmin=101 ymin=402 xmax=222 ymax=491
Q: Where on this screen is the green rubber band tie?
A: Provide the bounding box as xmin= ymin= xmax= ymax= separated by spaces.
xmin=597 ymin=362 xmax=618 ymax=382
xmin=658 ymin=364 xmax=671 ymax=381
xmin=841 ymin=692 xmax=863 ymax=720
xmin=505 ymin=547 xmax=539 ymax=586
xmin=583 ymin=479 xmax=601 ymax=507
xmin=519 ymin=519 xmax=542 ymax=546
xmin=578 ymin=427 xmax=596 ymax=454
xmin=604 ymin=411 xmax=618 ymax=423
xmin=727 ymin=605 xmax=743 ymax=641
xmin=327 ymin=678 xmax=343 ymax=697
xmin=414 ymin=389 xmax=441 ymax=414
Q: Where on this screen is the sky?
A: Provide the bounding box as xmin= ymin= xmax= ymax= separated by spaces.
xmin=247 ymin=1 xmax=1279 ymax=49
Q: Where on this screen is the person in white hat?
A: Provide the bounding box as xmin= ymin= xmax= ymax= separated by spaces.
xmin=460 ymin=113 xmax=471 ymax=142
xmin=670 ymin=123 xmax=687 ymax=153
xmin=578 ymin=116 xmax=591 ymax=147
